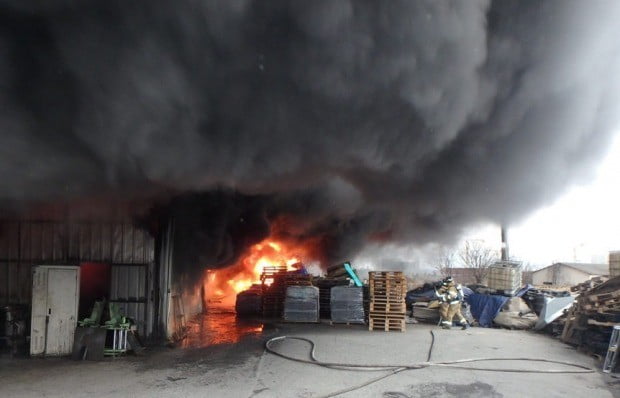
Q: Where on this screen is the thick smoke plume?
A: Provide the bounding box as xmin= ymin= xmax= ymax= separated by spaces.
xmin=1 ymin=1 xmax=620 ymax=266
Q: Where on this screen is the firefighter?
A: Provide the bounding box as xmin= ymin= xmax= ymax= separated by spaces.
xmin=435 ymin=277 xmax=469 ymax=330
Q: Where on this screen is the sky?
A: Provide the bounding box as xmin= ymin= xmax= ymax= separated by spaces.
xmin=464 ymin=130 xmax=620 ymax=268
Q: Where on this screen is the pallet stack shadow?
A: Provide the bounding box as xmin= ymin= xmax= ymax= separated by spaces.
xmin=316 ymin=279 xmax=349 ymax=319
xmin=368 ymin=271 xmax=407 ymax=332
xmin=561 ymin=276 xmax=620 ymax=364
xmin=330 ymin=286 xmax=365 ymax=324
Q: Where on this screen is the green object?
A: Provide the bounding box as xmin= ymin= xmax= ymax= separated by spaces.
xmin=103 ymin=303 xmax=131 ymax=357
xmin=78 ymin=300 xmax=105 ymax=327
xmin=344 ymin=262 xmax=363 ymax=287
xmin=104 ymin=303 xmax=131 ymax=329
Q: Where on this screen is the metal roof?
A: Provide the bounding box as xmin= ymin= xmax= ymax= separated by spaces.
xmin=533 ymin=262 xmax=608 ymax=276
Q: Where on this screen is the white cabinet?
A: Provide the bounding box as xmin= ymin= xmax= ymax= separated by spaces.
xmin=30 ymin=266 xmax=80 ymax=356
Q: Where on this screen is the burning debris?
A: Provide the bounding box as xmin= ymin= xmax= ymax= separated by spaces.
xmin=202 ymin=238 xmax=315 ymax=308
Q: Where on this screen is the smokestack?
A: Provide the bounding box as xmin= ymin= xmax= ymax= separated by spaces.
xmin=501 ymin=225 xmax=509 ymax=261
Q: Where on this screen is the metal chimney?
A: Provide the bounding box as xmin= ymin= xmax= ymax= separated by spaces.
xmin=501 ymin=225 xmax=509 ymax=261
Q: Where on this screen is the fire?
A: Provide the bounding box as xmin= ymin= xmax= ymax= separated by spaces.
xmin=203 ymin=238 xmax=307 ymax=307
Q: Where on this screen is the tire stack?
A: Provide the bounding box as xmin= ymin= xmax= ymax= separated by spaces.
xmin=368 ymin=271 xmax=407 ymax=332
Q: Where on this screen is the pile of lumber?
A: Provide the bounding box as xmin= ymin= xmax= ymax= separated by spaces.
xmin=570 ymin=276 xmax=609 ymax=295
xmin=561 ymin=276 xmax=620 ymax=358
xmin=368 ymin=271 xmax=407 ymax=332
xmin=325 ymin=262 xmax=351 ymax=281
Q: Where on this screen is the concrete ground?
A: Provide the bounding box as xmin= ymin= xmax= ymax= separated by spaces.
xmin=0 ymin=318 xmax=618 ymax=398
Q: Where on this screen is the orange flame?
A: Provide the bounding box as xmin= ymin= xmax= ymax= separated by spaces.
xmin=203 ymin=238 xmax=306 ymax=307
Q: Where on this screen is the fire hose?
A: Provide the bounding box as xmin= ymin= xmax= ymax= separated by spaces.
xmin=264 ymin=331 xmax=594 ymax=398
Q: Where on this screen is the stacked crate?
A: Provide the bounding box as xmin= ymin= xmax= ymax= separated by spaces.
xmin=283 ymin=286 xmax=320 ymax=323
xmin=330 ymin=286 xmax=365 ymax=324
xmin=486 ymin=261 xmax=522 ymax=296
xmin=368 ymin=271 xmax=407 ymax=332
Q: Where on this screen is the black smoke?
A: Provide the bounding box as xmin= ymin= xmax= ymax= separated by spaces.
xmin=1 ymin=1 xmax=620 ymax=265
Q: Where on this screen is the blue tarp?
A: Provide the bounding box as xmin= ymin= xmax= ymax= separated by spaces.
xmin=466 ymin=294 xmax=509 ymax=327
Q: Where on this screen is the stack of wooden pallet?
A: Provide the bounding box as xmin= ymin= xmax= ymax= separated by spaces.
xmin=368 ymin=271 xmax=407 ymax=332
xmin=570 ymin=276 xmax=609 ymax=295
xmin=562 ymin=276 xmax=620 ymax=359
xmin=284 ymin=273 xmax=313 ymax=287
xmin=262 ymin=267 xmax=314 ymax=318
xmin=261 ymin=266 xmax=288 ymax=318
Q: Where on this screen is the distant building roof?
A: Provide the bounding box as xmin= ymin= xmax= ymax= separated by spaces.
xmin=533 ymin=262 xmax=608 ymax=276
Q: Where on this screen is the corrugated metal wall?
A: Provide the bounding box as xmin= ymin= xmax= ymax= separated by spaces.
xmin=0 ymin=220 xmax=156 ymax=337
xmin=109 ymin=264 xmax=153 ymax=337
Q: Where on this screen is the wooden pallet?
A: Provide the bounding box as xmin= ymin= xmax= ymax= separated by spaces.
xmin=369 ymin=278 xmax=406 ymax=284
xmin=370 ymin=283 xmax=406 ymax=289
xmin=369 ymin=311 xmax=406 ymax=319
xmin=369 ymin=302 xmax=406 ymax=312
xmin=369 ymin=317 xmax=405 ymax=332
xmin=369 ymin=292 xmax=406 ymax=299
xmin=370 ymin=292 xmax=406 ymax=299
xmin=369 ymin=271 xmax=404 ymax=278
xmin=570 ymin=276 xmax=609 ymax=293
xmin=588 ymin=290 xmax=620 ymax=302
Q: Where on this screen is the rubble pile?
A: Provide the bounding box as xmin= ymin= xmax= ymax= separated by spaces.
xmin=562 ymin=276 xmax=620 ymax=358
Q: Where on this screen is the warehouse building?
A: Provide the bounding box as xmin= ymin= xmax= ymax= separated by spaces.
xmin=531 ymin=262 xmax=609 ymax=286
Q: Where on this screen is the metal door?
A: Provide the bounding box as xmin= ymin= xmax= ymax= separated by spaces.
xmin=29 ymin=266 xmax=79 ymax=356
